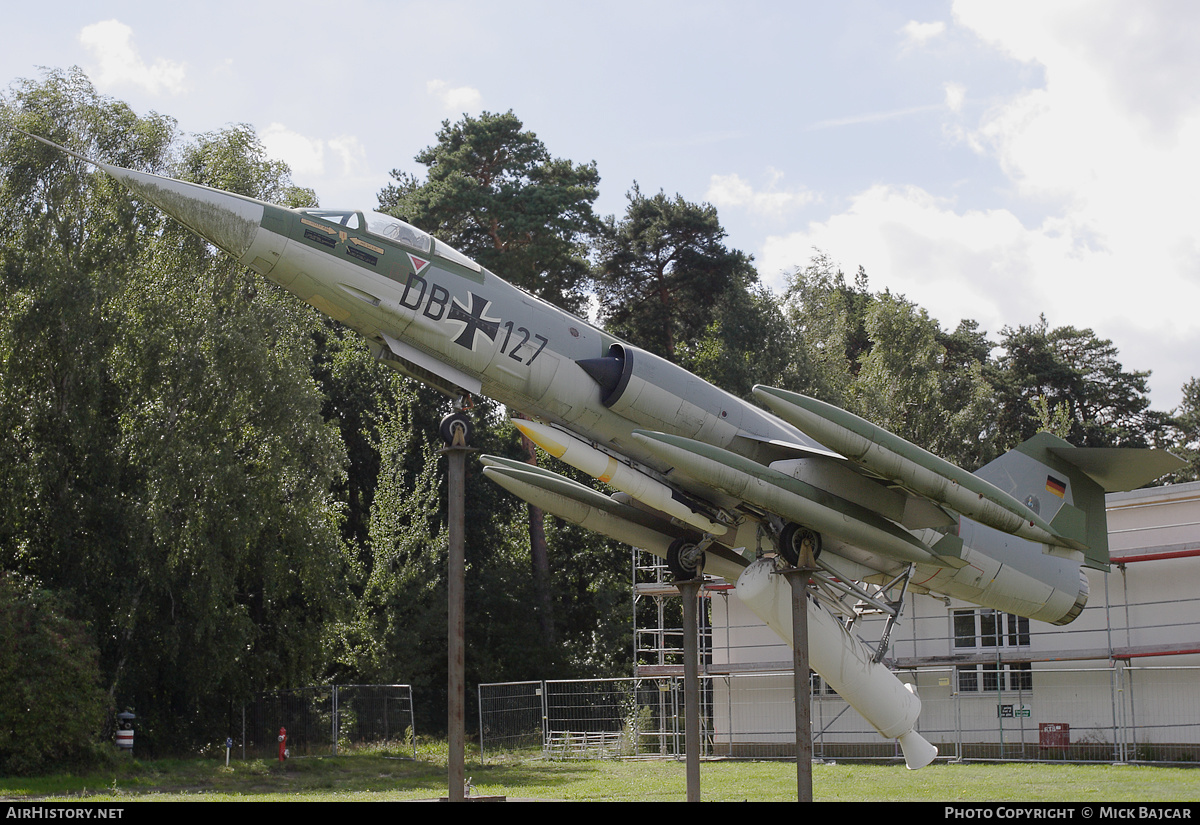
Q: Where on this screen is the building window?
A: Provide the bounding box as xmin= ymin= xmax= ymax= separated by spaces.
xmin=953 ymin=609 xmax=1032 ymax=693
xmin=953 ymin=609 xmax=1029 ymax=650
xmin=956 ymin=663 xmax=1032 ymax=693
xmin=1010 ymin=662 xmax=1033 ymax=691
xmin=957 ymin=664 xmax=978 ymax=693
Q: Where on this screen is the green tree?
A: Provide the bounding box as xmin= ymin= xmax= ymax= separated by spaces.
xmin=780 ymin=254 xmax=874 ymax=405
xmin=1161 ymin=377 xmax=1200 ymax=482
xmin=781 ymin=254 xmax=997 ymax=469
xmin=991 ymin=317 xmax=1168 ymax=449
xmin=0 ymin=575 xmax=109 ymax=775
xmin=329 ymin=380 xmax=449 ymax=731
xmin=380 ymin=110 xmax=601 ymax=315
xmin=685 ymin=283 xmax=800 ymax=399
xmin=0 ymin=70 xmax=175 ymax=622
xmin=108 ymin=127 xmax=350 ymax=746
xmin=1 ymin=71 xmax=351 ymax=750
xmin=854 ymin=294 xmax=997 ymax=469
xmin=595 ymin=186 xmax=759 ymax=364
xmin=331 ymin=378 xmax=608 ymax=732
xmin=309 ymin=325 xmax=397 ymax=569
xmin=0 ymin=72 xmax=178 ymax=737
xmin=176 ymin=123 xmax=316 ymax=208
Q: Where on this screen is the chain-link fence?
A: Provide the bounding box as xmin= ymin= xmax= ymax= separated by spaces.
xmin=239 ymin=684 xmax=415 ymax=759
xmin=480 ymin=666 xmax=1200 ymax=764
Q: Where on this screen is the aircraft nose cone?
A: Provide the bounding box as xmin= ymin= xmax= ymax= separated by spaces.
xmin=100 ymin=163 xmax=266 ymax=258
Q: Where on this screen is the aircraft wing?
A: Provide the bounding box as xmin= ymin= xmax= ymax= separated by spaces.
xmin=498 ymin=377 xmax=1105 ymax=584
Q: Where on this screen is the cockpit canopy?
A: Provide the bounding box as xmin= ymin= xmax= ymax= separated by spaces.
xmin=298 ymin=209 xmax=480 ymax=272
xmin=364 ymin=211 xmax=432 ymax=252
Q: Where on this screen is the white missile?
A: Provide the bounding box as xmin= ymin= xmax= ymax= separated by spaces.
xmin=736 ymin=557 xmax=939 ymax=770
xmin=512 ymin=418 xmax=728 ymax=535
xmin=753 ymin=386 xmax=1081 ymax=551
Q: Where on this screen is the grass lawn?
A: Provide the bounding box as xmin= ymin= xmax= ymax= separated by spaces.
xmin=2 ymin=744 xmax=1197 ymax=802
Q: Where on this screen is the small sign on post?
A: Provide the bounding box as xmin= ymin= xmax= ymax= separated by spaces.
xmin=998 ymin=703 xmax=1032 ymax=718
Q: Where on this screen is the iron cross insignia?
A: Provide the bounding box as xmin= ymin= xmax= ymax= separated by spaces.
xmin=447 ymin=292 xmax=501 ymax=351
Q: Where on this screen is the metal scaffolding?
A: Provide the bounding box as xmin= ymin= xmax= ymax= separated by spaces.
xmin=632 ymin=548 xmax=732 ymax=676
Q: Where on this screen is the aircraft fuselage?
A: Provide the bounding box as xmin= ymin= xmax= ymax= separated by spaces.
xmin=78 ymin=156 xmax=1102 ymax=626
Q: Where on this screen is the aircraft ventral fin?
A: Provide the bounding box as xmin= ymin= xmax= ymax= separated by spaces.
xmin=376 ymin=332 xmax=481 ymax=396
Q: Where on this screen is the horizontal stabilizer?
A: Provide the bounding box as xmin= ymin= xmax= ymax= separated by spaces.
xmin=1047 ymin=446 xmax=1186 ymax=492
xmin=991 ymin=433 xmax=1186 ymax=570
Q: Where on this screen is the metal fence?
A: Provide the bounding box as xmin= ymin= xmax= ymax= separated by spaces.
xmin=479 ymin=677 xmax=698 ymax=760
xmin=479 ymin=666 xmax=1200 ymax=764
xmin=239 ymin=684 xmax=416 ymax=759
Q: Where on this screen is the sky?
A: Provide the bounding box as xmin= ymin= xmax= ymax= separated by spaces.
xmin=4 ymin=0 xmax=1198 ymax=411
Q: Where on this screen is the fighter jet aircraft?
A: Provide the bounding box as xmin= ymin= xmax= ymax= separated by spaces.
xmin=23 ymin=131 xmax=1182 ymax=769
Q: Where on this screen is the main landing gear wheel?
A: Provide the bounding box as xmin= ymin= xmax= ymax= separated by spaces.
xmin=778 ymin=523 xmax=822 ymax=567
xmin=439 ymin=411 xmax=473 ymax=447
xmin=667 ymin=537 xmax=705 ymax=581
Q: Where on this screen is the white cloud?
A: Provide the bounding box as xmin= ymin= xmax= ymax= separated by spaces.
xmin=259 ymin=126 xmax=370 ymax=200
xmin=900 ymin=20 xmax=946 ymax=51
xmin=944 ymin=82 xmax=966 ymax=113
xmin=427 ymin=80 xmax=482 ymax=112
xmin=757 ymin=185 xmax=1041 ymax=329
xmin=951 ymin=0 xmax=1200 ymax=402
xmin=261 ymin=124 xmax=326 ymax=177
xmin=79 ymin=20 xmax=186 ymax=96
xmin=706 ymin=171 xmax=815 ymax=218
xmin=327 ymin=135 xmax=367 ymax=178
xmin=809 ymin=104 xmax=945 ymax=131
xmin=758 ymin=181 xmax=1200 ymax=408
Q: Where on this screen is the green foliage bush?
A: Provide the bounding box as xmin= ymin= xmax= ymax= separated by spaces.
xmin=0 ymin=575 xmax=110 ymax=774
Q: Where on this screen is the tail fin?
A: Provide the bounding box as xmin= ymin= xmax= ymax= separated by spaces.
xmin=975 ymin=433 xmax=1184 ymax=571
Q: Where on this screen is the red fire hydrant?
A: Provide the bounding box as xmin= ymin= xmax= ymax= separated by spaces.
xmin=277 ymin=727 xmax=288 ymax=763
